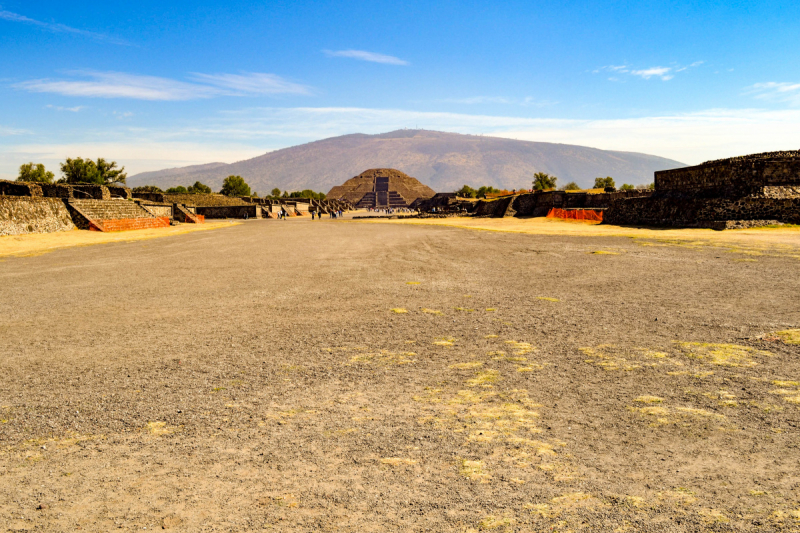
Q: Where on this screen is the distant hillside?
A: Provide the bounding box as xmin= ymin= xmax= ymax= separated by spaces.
xmin=128 ymin=129 xmax=685 ymax=193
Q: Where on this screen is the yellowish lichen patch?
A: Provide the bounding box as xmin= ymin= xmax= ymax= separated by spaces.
xmin=504 ymin=340 xmax=535 ymax=355
xmin=454 ymin=307 xmax=475 ymax=312
xmin=450 ymin=362 xmax=484 ymax=370
xmin=775 ymin=329 xmax=800 ymax=344
xmin=676 ymin=342 xmax=772 ymax=367
xmin=634 ymin=395 xmax=664 ymax=404
xmin=433 ymin=337 xmax=456 ymax=346
xmin=349 ymin=349 xmax=417 ymax=365
xmin=391 ymin=308 xmax=408 ymax=314
xmin=459 ymin=459 xmax=490 ymax=482
xmin=484 ymin=334 xmax=499 ymax=338
xmin=406 ymin=281 xmax=421 ymax=285
xmin=485 ymin=308 xmax=497 ymax=312
xmin=467 ymin=369 xmax=500 ymax=387
xmin=591 ymin=250 xmax=619 ymax=255
xmin=146 ymin=421 xmax=174 ymax=436
xmin=537 ymin=296 xmax=560 ymax=302
xmin=421 ymin=308 xmax=443 ymax=315
xmin=773 ymin=380 xmax=800 ymax=387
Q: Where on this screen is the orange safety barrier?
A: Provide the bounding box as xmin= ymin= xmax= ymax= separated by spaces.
xmin=546 ymin=208 xmax=604 ymax=222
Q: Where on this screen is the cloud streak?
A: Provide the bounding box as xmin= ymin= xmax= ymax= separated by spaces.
xmin=0 ymin=9 xmax=130 ymax=45
xmin=14 ymin=71 xmax=313 ymax=101
xmin=746 ymin=82 xmax=800 ymax=106
xmin=594 ymin=61 xmax=703 ymax=81
xmin=323 ymin=49 xmax=409 ymax=65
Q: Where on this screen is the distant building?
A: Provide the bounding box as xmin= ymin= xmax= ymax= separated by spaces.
xmin=327 ymin=168 xmax=436 ymax=208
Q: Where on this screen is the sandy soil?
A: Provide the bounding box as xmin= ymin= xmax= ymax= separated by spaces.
xmin=0 ymin=220 xmax=240 ymax=259
xmin=1 ymin=216 xmax=800 ymax=531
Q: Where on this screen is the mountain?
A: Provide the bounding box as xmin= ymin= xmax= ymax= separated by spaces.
xmin=128 ymin=129 xmax=686 ymax=193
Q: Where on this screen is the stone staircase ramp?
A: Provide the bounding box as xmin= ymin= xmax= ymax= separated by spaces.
xmin=67 ymin=199 xmax=170 ymax=232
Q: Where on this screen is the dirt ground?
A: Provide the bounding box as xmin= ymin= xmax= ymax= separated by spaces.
xmin=1 ymin=215 xmax=800 ymax=532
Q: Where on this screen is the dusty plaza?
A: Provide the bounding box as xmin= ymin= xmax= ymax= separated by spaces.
xmin=0 ymin=216 xmax=798 ymax=531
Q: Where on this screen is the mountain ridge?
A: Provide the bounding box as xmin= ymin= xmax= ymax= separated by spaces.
xmin=128 ymin=129 xmax=686 ymax=193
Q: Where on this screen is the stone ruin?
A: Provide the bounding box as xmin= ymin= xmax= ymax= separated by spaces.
xmin=605 ymin=150 xmax=800 ymax=229
xmin=327 ymin=169 xmax=435 ymax=208
xmin=0 ymin=181 xmax=169 ymax=235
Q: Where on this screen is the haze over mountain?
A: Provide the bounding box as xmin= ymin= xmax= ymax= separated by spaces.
xmin=128 ymin=130 xmax=685 ymax=194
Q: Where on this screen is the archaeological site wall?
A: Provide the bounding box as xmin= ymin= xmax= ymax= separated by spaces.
xmin=605 ymin=151 xmax=800 ymax=228
xmin=133 ymin=192 xmax=249 ymax=207
xmin=0 ymin=196 xmax=75 ymax=236
xmin=472 ymin=190 xmax=652 ymax=218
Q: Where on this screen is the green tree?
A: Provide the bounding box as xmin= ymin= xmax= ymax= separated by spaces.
xmin=166 ymin=186 xmax=188 ymax=193
xmin=60 ymin=157 xmax=126 ymax=185
xmin=270 ymin=188 xmax=281 ymax=197
xmin=476 ymin=186 xmax=499 ymax=197
xmin=187 ymin=181 xmax=212 ymax=194
xmin=560 ymin=181 xmax=581 ymax=191
xmin=594 ymin=176 xmax=615 ymax=189
xmin=533 ymin=172 xmax=557 ymax=191
xmin=456 ymin=185 xmax=477 ymax=198
xmin=96 ymin=158 xmax=127 ymax=185
xmin=220 ymin=175 xmax=251 ymax=197
xmin=60 ymin=157 xmax=100 ymax=184
xmin=17 ymin=162 xmax=55 ymax=183
xmin=620 ymin=183 xmax=635 ymax=191
xmin=132 ymin=185 xmax=163 ymax=193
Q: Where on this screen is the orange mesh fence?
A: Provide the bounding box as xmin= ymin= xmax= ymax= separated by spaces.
xmin=546 ymin=208 xmax=604 ymax=222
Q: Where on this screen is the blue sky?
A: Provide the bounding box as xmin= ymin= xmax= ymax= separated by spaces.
xmin=1 ymin=0 xmax=799 ymax=178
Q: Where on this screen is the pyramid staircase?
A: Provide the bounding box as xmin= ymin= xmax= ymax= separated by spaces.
xmin=67 ymin=199 xmax=170 ymax=232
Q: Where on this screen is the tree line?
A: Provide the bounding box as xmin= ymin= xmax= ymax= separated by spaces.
xmin=456 ymin=172 xmax=654 ymax=196
xmin=16 ymin=161 xmax=328 ymax=199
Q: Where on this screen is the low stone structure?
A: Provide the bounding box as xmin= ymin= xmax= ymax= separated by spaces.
xmin=194 ymin=204 xmax=260 ymax=220
xmin=0 ymin=196 xmax=75 ymax=236
xmin=605 ymin=151 xmax=800 ymax=228
xmin=471 ymin=189 xmax=652 ymax=218
xmin=327 ymin=169 xmax=435 ymax=208
xmin=66 ymin=199 xmax=170 ymax=231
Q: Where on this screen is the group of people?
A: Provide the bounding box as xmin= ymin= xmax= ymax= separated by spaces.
xmin=365 ymin=207 xmax=413 ymax=215
xmin=309 ymin=209 xmax=344 ymax=220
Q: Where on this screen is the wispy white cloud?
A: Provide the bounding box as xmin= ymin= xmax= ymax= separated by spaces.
xmin=746 ymin=82 xmax=800 ymax=106
xmin=0 ymin=9 xmax=129 ymax=45
xmin=440 ymin=96 xmax=513 ymax=104
xmin=322 ymin=49 xmax=409 ymax=65
xmin=0 ymin=125 xmax=28 ymax=136
xmin=630 ymin=67 xmax=673 ymax=81
xmin=14 ymin=70 xmax=314 ymax=101
xmin=189 ymin=72 xmax=312 ymax=95
xmin=434 ymin=96 xmax=557 ymax=107
xmin=594 ymin=61 xmax=702 ymax=81
xmin=45 ymin=104 xmax=84 ymax=112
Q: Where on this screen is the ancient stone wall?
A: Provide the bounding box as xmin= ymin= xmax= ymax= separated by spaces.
xmin=0 ymin=180 xmax=43 ymax=197
xmin=40 ymin=183 xmax=111 ymax=200
xmin=0 ymin=196 xmax=75 ymax=236
xmin=607 ymin=151 xmax=800 ymax=227
xmin=473 ymin=190 xmax=652 ymax=218
xmin=656 ymin=151 xmax=800 ymax=195
xmin=133 ymin=192 xmax=248 ymax=206
xmin=194 ymin=204 xmax=260 ymax=219
xmin=605 ymin=195 xmax=800 ymax=228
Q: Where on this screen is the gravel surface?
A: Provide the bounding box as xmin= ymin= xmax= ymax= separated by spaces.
xmin=1 ymin=217 xmax=799 ymax=531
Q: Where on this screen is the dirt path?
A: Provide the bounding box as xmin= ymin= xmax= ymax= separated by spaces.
xmin=1 ymin=218 xmax=799 ymax=531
